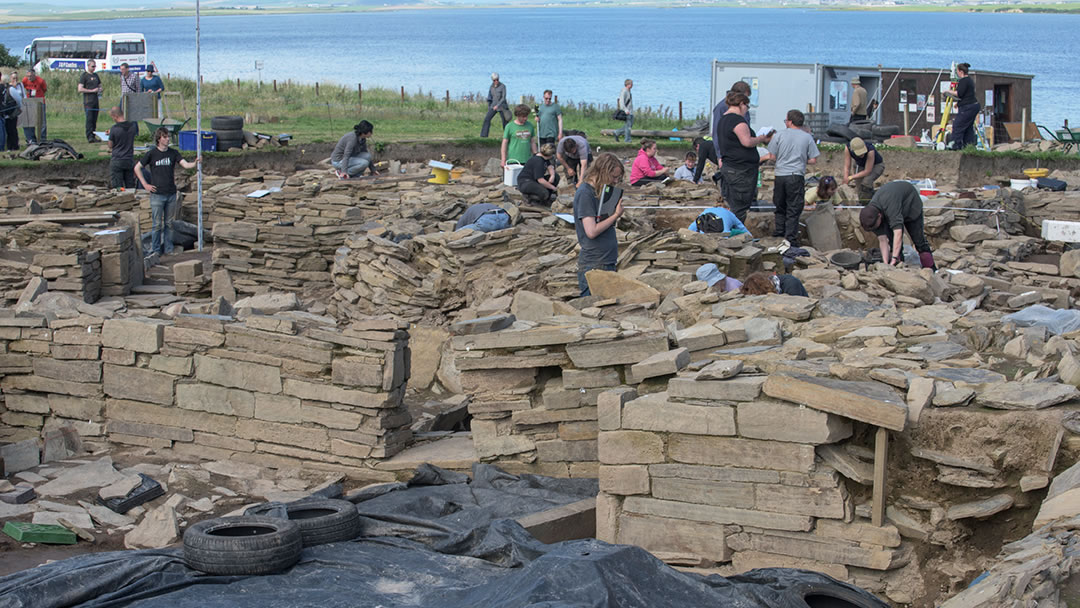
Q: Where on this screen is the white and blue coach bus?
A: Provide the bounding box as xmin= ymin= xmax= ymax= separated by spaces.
xmin=23 ymin=33 xmax=147 ymax=73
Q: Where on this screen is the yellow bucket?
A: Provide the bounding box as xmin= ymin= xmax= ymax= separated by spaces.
xmin=1023 ymin=168 xmax=1049 ymax=178
xmin=428 ymin=167 xmax=450 ymax=184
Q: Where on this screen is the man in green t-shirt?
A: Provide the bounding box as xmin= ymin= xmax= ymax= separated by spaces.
xmin=501 ymin=104 xmax=537 ymax=167
xmin=536 ymin=89 xmax=563 ymax=146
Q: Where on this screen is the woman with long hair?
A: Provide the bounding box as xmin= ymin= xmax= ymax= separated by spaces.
xmin=573 ymin=152 xmax=626 ymax=296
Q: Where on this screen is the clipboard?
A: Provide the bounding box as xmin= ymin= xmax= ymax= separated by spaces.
xmin=598 ymin=185 xmax=623 ymax=218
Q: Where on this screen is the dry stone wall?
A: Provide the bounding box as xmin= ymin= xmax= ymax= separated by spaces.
xmin=0 ymin=312 xmax=413 ymax=471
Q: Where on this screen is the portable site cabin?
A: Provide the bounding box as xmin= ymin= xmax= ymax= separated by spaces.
xmin=709 ymin=61 xmax=1033 ymax=141
xmin=877 ymin=67 xmax=1033 ymax=142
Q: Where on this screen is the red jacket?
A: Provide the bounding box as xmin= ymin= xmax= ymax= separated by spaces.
xmin=22 ymin=77 xmax=47 ymax=98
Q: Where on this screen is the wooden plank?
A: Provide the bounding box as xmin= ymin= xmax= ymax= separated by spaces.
xmin=600 ymin=128 xmax=703 ymax=139
xmin=872 ymin=427 xmax=888 ymax=527
xmin=0 ymin=212 xmax=118 ymax=226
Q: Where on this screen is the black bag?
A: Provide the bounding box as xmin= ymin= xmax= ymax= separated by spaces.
xmin=695 ymin=212 xmax=727 ymax=233
xmin=0 ymin=84 xmax=18 ymax=119
xmin=613 ymin=109 xmax=628 ymax=122
xmin=1038 ymin=177 xmax=1067 ymax=192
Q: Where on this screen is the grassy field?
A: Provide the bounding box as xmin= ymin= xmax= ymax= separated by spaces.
xmin=0 ymin=70 xmax=696 ymax=165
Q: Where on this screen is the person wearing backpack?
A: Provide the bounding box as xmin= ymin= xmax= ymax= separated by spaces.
xmin=687 ymin=200 xmax=750 ymax=236
xmin=3 ymin=72 xmax=23 ymax=150
xmin=0 ymin=78 xmax=19 ymax=152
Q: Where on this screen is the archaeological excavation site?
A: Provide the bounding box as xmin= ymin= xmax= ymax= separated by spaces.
xmin=1 ymin=144 xmax=1079 ymax=607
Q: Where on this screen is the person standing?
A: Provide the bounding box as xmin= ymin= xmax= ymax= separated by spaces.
xmin=859 ymin=180 xmax=935 ymax=270
xmin=615 ymin=79 xmax=633 ymax=143
xmin=843 ymin=137 xmax=884 ymax=201
xmin=573 ymin=153 xmax=625 ymax=296
xmin=331 ymin=120 xmax=377 ymax=179
xmin=629 ymin=139 xmax=668 ymax=186
xmin=556 ymin=134 xmax=591 ymax=187
xmin=691 ymin=137 xmax=720 ymax=185
xmin=135 ymin=127 xmax=200 ymax=256
xmin=850 ymin=77 xmax=868 ymax=122
xmin=501 ymin=104 xmax=536 ymax=168
xmin=943 ymin=62 xmax=980 ymax=150
xmin=517 ymin=143 xmax=560 ymax=206
xmin=78 ymin=59 xmax=103 ymax=143
xmin=119 ymin=63 xmax=140 ymax=96
xmin=536 ymin=89 xmax=563 ymax=147
xmin=2 ymin=73 xmax=22 ymax=150
xmin=767 ymin=109 xmax=820 ymax=246
xmin=107 ymin=107 xmax=138 ymax=189
xmin=140 ymin=64 xmax=164 ymax=117
xmin=718 ymin=91 xmax=772 ymax=222
xmin=712 ymin=80 xmax=752 ymax=162
xmin=480 ymin=73 xmax=509 ymax=138
xmin=21 ymin=68 xmax=46 ymax=143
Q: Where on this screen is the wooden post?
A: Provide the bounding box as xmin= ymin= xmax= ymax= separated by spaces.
xmin=315 ymin=82 xmax=319 ymax=96
xmin=903 ymin=104 xmax=910 ymax=135
xmin=446 ymin=90 xmax=450 ymax=107
xmin=1022 ymin=108 xmax=1028 ymax=141
xmin=678 ymin=101 xmax=683 ymax=122
xmin=236 ymin=78 xmax=240 ymax=90
xmin=872 ymin=427 xmax=888 ymax=527
xmin=358 ymin=83 xmax=362 ymax=103
xmin=400 ymin=86 xmax=405 ymax=101
xmin=555 ymin=95 xmax=558 ymax=104
xmin=273 ymin=79 xmax=277 ymax=92
xmin=199 ymin=75 xmax=203 ymax=85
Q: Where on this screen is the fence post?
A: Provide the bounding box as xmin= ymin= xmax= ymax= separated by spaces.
xmin=679 ymin=101 xmax=683 ymax=122
xmin=273 ymin=79 xmax=277 ymax=92
xmin=446 ymin=90 xmax=450 ymax=107
xmin=315 ymin=82 xmax=319 ymax=96
xmin=555 ymin=95 xmax=558 ymax=104
xmin=400 ymin=86 xmax=405 ymax=101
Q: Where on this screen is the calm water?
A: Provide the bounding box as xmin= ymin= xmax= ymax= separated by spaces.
xmin=2 ymin=8 xmax=1077 ymax=126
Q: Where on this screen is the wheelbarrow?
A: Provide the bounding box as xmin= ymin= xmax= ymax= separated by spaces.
xmin=143 ymin=117 xmax=190 ymax=142
xmin=1036 ymin=124 xmax=1080 ymax=154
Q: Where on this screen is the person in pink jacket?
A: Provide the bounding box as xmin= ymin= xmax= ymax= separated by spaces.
xmin=629 ymin=139 xmax=668 ymax=186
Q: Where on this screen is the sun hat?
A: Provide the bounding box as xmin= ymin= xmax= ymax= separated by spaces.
xmin=851 ymin=76 xmax=861 ymax=84
xmin=695 ymin=263 xmax=727 ymax=288
xmin=491 ymin=72 xmax=499 ymax=80
xmin=849 ymin=137 xmax=868 ymax=157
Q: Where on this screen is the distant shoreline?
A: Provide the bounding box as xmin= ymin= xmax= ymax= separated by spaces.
xmin=3 ymin=1 xmax=1080 ymax=25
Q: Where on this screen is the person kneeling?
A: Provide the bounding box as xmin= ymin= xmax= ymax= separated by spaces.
xmin=740 ymin=271 xmax=808 ymax=297
xmin=518 ymin=143 xmax=560 ymax=206
xmin=456 ymin=203 xmax=511 ymax=233
xmin=331 ymin=120 xmax=377 ymax=179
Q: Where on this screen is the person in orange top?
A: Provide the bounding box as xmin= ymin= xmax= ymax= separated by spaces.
xmin=20 ymin=68 xmax=47 ymax=143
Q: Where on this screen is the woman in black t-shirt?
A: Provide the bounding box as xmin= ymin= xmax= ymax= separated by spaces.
xmin=943 ymin=62 xmax=981 ymax=150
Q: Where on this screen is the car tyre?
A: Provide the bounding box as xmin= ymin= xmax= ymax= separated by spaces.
xmin=211 ymin=115 xmax=244 ymax=131
xmin=285 ymin=499 xmax=361 ymax=547
xmin=183 ymin=515 xmax=302 ymax=576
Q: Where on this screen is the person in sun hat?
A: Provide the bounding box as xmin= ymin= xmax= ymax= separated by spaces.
xmin=843 ymin=136 xmax=884 ymax=201
xmin=696 ymin=263 xmax=743 ymax=294
xmin=850 ymin=76 xmax=868 ymax=122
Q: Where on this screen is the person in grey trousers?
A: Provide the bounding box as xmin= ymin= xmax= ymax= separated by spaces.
xmin=480 ymin=72 xmax=510 ymax=138
xmin=615 ymin=79 xmax=633 ymax=142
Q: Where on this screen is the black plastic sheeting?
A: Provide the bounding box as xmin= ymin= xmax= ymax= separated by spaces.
xmin=0 ymin=464 xmax=886 ymax=608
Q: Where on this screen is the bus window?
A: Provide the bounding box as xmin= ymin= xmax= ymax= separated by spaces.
xmin=93 ymin=41 xmax=107 ymax=59
xmin=76 ymin=41 xmax=94 ymax=59
xmin=112 ymin=41 xmax=145 ymax=55
xmin=61 ymin=40 xmax=76 ymax=58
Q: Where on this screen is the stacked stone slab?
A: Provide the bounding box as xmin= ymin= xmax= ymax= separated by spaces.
xmin=595 ymin=369 xmax=912 ymax=581
xmin=211 ymin=221 xmax=349 ymax=296
xmin=0 ymin=184 xmax=140 ymax=215
xmin=0 ymin=312 xmax=413 ymax=471
xmin=32 ymin=252 xmax=101 ymax=304
xmin=172 ymin=260 xmax=210 ymax=297
xmin=330 ymin=227 xmax=579 ymax=323
xmin=92 ymin=227 xmax=136 ymax=297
